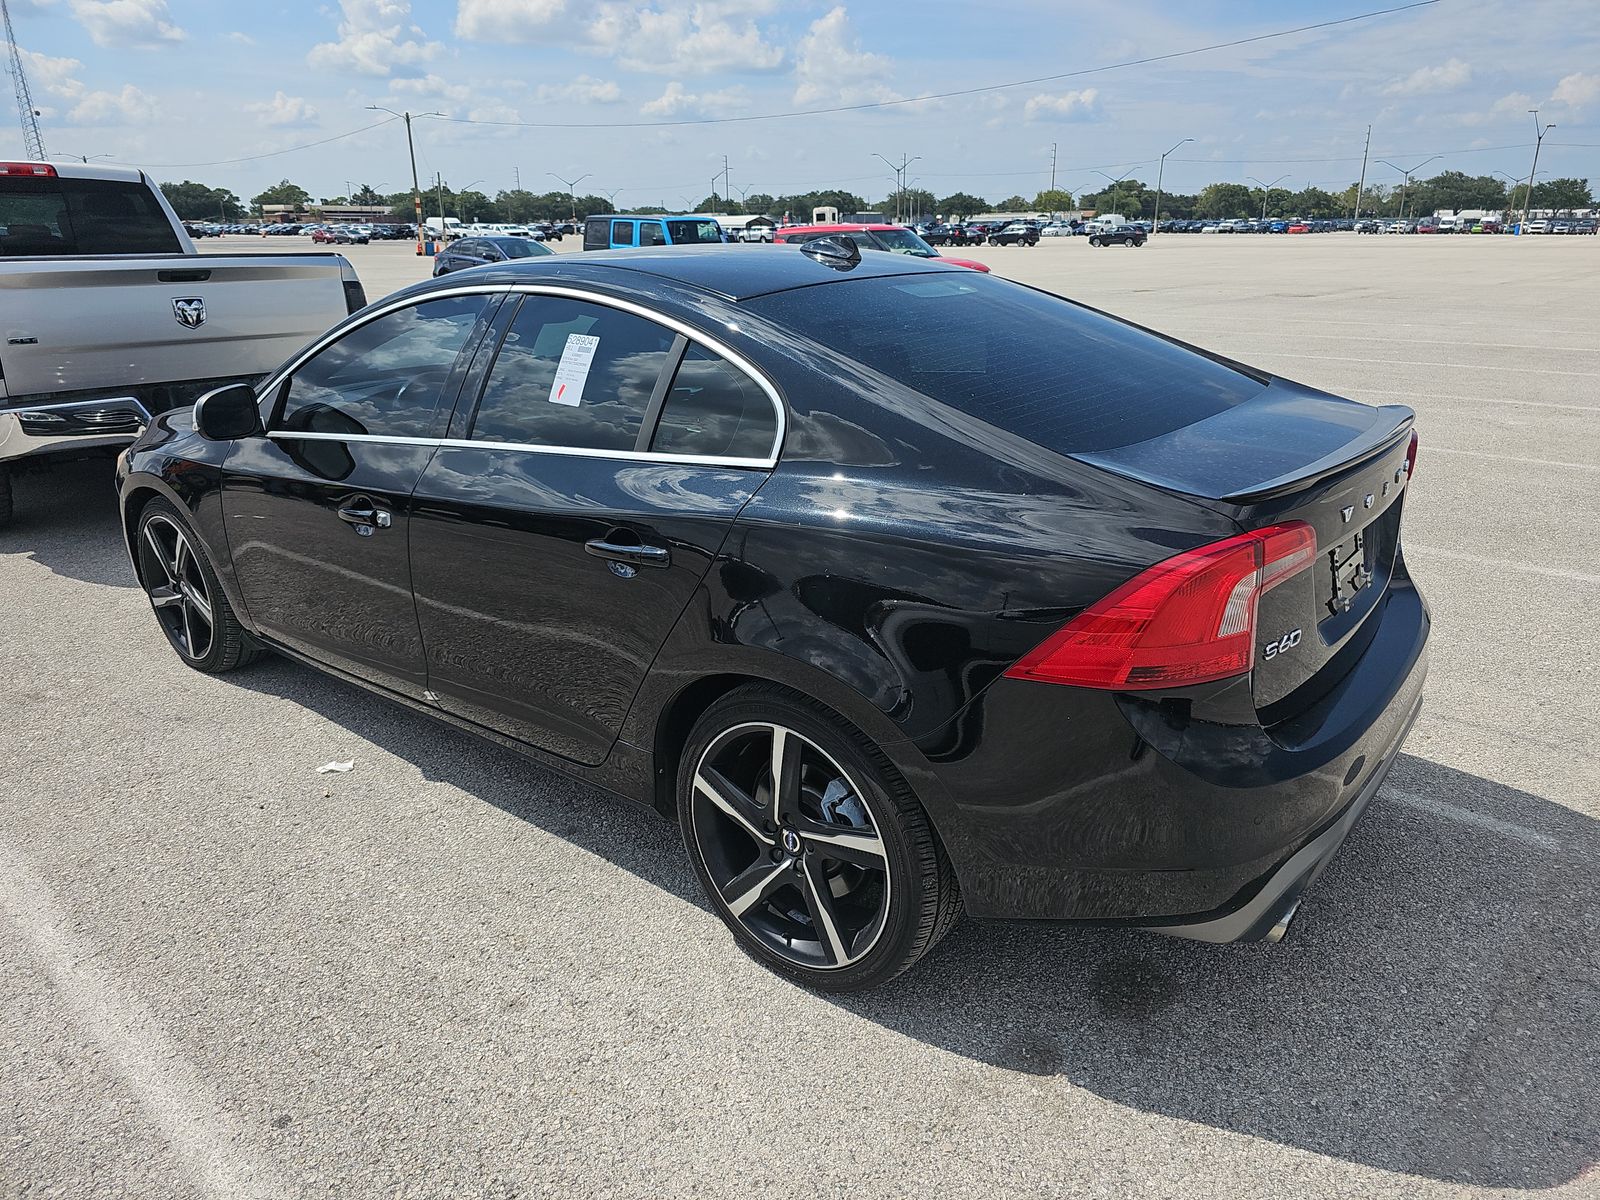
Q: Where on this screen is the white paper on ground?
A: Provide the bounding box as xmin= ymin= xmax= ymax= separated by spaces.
xmin=316 ymin=761 xmax=354 ymax=774
xmin=548 ymin=333 xmax=600 ymax=407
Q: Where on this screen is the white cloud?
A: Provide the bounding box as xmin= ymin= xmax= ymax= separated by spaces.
xmin=69 ymin=84 xmax=157 ymax=124
xmin=17 ymin=48 xmax=88 ymax=100
xmin=227 ymin=31 xmax=255 ymax=45
xmin=531 ymin=74 xmax=622 ymax=104
xmin=389 ymin=73 xmax=473 ymax=104
xmin=66 ymin=0 xmax=184 ymax=48
xmin=1023 ymin=88 xmax=1100 ymax=122
xmin=1491 ymin=91 xmax=1535 ymax=114
xmin=308 ymin=0 xmax=442 ymax=77
xmin=456 ymin=0 xmax=782 ymax=76
xmin=792 ymin=6 xmax=896 ymax=106
xmin=640 ymin=80 xmax=749 ymax=117
xmin=1382 ymin=58 xmax=1471 ymax=97
xmin=1551 ymin=71 xmax=1600 ymax=109
xmin=246 ymin=91 xmax=319 ymax=128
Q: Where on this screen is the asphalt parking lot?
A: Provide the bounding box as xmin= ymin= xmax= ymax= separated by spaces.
xmin=3 ymin=234 xmax=1596 ymax=1199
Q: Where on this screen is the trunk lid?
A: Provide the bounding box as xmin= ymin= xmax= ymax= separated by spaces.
xmin=1073 ymin=378 xmax=1416 ymax=718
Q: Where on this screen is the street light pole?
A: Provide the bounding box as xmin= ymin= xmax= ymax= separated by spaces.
xmin=1491 ymin=170 xmax=1524 ymax=221
xmin=1248 ymin=174 xmax=1289 ymax=223
xmin=367 ymin=106 xmax=440 ymax=255
xmin=1154 ymin=138 xmax=1191 ymax=235
xmin=1521 ymin=110 xmax=1555 ymax=233
xmin=1376 ymin=156 xmax=1440 ymax=223
xmin=1092 ymin=168 xmax=1134 ymax=220
xmin=549 ymin=171 xmax=591 ymax=225
xmin=874 ymin=152 xmax=920 ymax=224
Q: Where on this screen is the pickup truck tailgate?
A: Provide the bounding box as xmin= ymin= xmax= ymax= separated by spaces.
xmin=0 ymin=255 xmax=351 ymax=397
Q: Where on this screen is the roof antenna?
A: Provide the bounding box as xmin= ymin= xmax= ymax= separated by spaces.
xmin=799 ymin=236 xmax=861 ymax=271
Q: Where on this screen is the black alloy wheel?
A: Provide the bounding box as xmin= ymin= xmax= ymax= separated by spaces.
xmin=136 ymin=500 xmax=262 ymax=673
xmin=679 ymin=686 xmax=960 ymax=991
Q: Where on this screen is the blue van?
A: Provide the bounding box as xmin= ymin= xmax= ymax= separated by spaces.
xmin=583 ymin=214 xmax=725 ymax=250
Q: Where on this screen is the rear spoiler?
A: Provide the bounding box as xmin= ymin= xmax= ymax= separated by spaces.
xmin=1221 ymin=410 xmax=1413 ymax=503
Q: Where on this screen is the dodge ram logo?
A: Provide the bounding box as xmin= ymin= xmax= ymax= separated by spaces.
xmin=173 ymin=298 xmax=206 ymax=329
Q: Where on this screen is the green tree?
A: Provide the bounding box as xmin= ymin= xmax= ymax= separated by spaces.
xmin=937 ymin=191 xmax=988 ymax=218
xmin=1414 ymin=171 xmax=1508 ymax=213
xmin=1530 ymin=177 xmax=1593 ymax=212
xmin=1287 ymin=186 xmax=1336 ymax=217
xmin=351 ymin=183 xmax=385 ymax=205
xmin=1196 ymin=182 xmax=1254 ymax=218
xmin=883 ymin=187 xmax=937 ymax=221
xmin=743 ymin=193 xmax=776 ymax=215
xmin=160 ymin=180 xmax=244 ymax=221
xmin=998 ymin=194 xmax=1030 ymax=211
xmin=251 ymin=179 xmax=312 ymax=210
xmin=1033 ymin=188 xmax=1075 ymax=212
xmin=1157 ymin=192 xmax=1198 ymax=219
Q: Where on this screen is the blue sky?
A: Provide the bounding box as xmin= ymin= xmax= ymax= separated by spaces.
xmin=6 ymin=0 xmax=1598 ymax=205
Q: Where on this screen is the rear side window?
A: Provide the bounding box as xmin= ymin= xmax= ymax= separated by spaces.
xmin=651 ymin=345 xmax=777 ymax=460
xmin=638 ymin=221 xmax=666 ymax=247
xmin=665 ymin=219 xmax=722 ymax=244
xmin=277 ymin=295 xmax=490 ymax=438
xmin=583 ymin=218 xmax=609 ymax=250
xmin=0 ymin=175 xmax=182 ymax=256
xmin=748 ymin=275 xmax=1264 ymax=454
xmin=611 ymin=220 xmax=635 ymax=247
xmin=469 ymin=296 xmax=676 ymax=452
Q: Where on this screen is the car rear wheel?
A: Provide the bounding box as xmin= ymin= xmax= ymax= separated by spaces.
xmin=135 ymin=498 xmax=263 ymax=674
xmin=678 ymin=685 xmax=960 ymax=991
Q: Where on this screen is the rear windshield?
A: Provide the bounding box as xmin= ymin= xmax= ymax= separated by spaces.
xmin=748 ymin=274 xmax=1264 ymax=454
xmin=0 ymin=175 xmax=182 ymax=256
xmin=666 ymin=219 xmax=722 ymax=244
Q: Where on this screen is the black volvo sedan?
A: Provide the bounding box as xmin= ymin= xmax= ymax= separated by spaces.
xmin=116 ymin=243 xmax=1428 ymax=991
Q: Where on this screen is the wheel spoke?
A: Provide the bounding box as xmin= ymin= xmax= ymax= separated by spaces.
xmin=696 ymin=767 xmax=773 ymax=846
xmin=172 ymin=534 xmax=190 ymax=583
xmin=769 ymin=724 xmax=801 ymax=822
xmin=183 ymin=583 xmax=213 ymax=627
xmin=142 ymin=525 xmax=173 ymax=585
xmin=148 ymin=585 xmax=184 ymax=610
xmin=721 ymin=858 xmax=792 ymax=919
xmin=799 ymin=817 xmax=886 ymax=869
xmin=800 ymin=856 xmax=851 ymax=966
xmin=181 ymin=601 xmax=199 ymax=656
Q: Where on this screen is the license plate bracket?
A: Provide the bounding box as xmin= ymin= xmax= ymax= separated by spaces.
xmin=1327 ymin=532 xmax=1372 ymax=615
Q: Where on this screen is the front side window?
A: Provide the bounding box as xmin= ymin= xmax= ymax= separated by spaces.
xmin=469 ymin=296 xmax=676 ymax=451
xmin=651 ymin=344 xmax=777 ymax=460
xmin=611 ymin=220 xmax=635 ymax=247
xmin=277 ymin=296 xmax=490 ymax=438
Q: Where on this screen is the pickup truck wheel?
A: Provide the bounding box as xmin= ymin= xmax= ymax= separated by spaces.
xmin=0 ymin=465 xmax=11 ymax=528
xmin=135 ymin=498 xmax=263 ymax=673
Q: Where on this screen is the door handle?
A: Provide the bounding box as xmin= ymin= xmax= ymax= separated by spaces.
xmin=337 ymin=504 xmax=392 ymax=529
xmin=584 ymin=538 xmax=670 ymax=568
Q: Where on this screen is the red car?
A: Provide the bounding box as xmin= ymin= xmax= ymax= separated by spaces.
xmin=773 ymin=223 xmax=990 ymax=272
xmin=1286 ymin=222 xmax=1310 ymax=234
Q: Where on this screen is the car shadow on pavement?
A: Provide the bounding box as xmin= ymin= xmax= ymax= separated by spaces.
xmin=229 ymin=654 xmax=1595 ymax=1191
xmin=0 ymin=456 xmax=138 ymax=588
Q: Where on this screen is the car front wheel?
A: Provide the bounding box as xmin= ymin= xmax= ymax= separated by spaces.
xmin=135 ymin=499 xmax=263 ymax=673
xmin=678 ymin=685 xmax=960 ymax=991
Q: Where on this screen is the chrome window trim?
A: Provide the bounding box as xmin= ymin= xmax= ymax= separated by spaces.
xmin=264 ymin=429 xmax=775 ymax=471
xmin=255 ymin=282 xmax=785 ymax=469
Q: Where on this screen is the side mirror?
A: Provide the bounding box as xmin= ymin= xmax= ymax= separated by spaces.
xmin=193 ymin=383 xmax=263 ymax=441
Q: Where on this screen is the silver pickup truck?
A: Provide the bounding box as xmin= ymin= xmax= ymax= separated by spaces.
xmin=0 ymin=160 xmax=366 ymax=526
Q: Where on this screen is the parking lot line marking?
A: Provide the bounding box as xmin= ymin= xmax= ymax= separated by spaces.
xmin=1258 ymin=352 xmax=1598 ymax=378
xmin=1407 ymin=545 xmax=1600 ymax=587
xmin=0 ymin=844 xmax=288 ymax=1200
xmin=1206 ymin=332 xmax=1600 ymax=354
xmin=1424 ymin=446 xmax=1600 ymax=472
xmin=1344 ymin=388 xmax=1600 ymax=414
xmin=1383 ymin=788 xmax=1562 ymax=851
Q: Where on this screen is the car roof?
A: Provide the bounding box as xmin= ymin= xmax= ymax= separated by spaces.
xmin=779 ymin=223 xmax=902 ymax=235
xmin=425 ymin=244 xmax=957 ymax=302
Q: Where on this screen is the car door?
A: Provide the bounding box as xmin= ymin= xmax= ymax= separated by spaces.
xmin=409 ymin=289 xmax=783 ymax=765
xmin=223 ymin=292 xmax=500 ymax=696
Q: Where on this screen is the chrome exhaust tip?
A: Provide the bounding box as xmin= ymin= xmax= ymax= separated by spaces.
xmin=1264 ymin=895 xmax=1304 ymax=944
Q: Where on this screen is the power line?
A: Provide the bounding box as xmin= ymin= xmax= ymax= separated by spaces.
xmin=426 ymin=1 xmax=1440 ymax=132
xmin=132 ymin=116 xmax=400 ymax=169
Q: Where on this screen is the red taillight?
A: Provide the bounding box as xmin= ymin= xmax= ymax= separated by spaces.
xmin=1004 ymin=522 xmax=1318 ymax=691
xmin=0 ymin=162 xmax=57 ymax=176
xmin=1404 ymin=429 xmax=1418 ymax=481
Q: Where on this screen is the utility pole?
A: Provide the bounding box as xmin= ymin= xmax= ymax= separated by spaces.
xmin=1521 ymin=110 xmax=1555 ymax=233
xmin=435 ymin=172 xmax=445 ymax=236
xmin=513 ymin=166 xmax=520 ymax=190
xmin=367 ymin=106 xmax=437 ymax=255
xmin=3 ymin=0 xmax=47 ymax=159
xmin=1154 ymin=138 xmax=1192 ymax=235
xmin=722 ymin=156 xmax=731 ymax=213
xmin=1050 ymin=142 xmax=1057 ymax=192
xmin=1353 ymin=124 xmax=1371 ymax=219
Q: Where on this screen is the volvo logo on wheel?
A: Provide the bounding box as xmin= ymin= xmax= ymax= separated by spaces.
xmin=781 ymin=829 xmax=801 ymax=855
xmin=173 ymin=298 xmax=207 ymax=329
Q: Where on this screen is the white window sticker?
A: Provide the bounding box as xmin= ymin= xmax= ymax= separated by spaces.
xmin=548 ymin=333 xmax=600 ymax=407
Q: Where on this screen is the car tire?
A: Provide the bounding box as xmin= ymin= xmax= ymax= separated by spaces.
xmin=678 ymin=683 xmax=961 ymax=992
xmin=134 ymin=497 xmax=264 ymax=674
xmin=0 ymin=464 xmax=12 ymax=528
xmin=1088 ymin=237 xmax=1099 ymax=247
